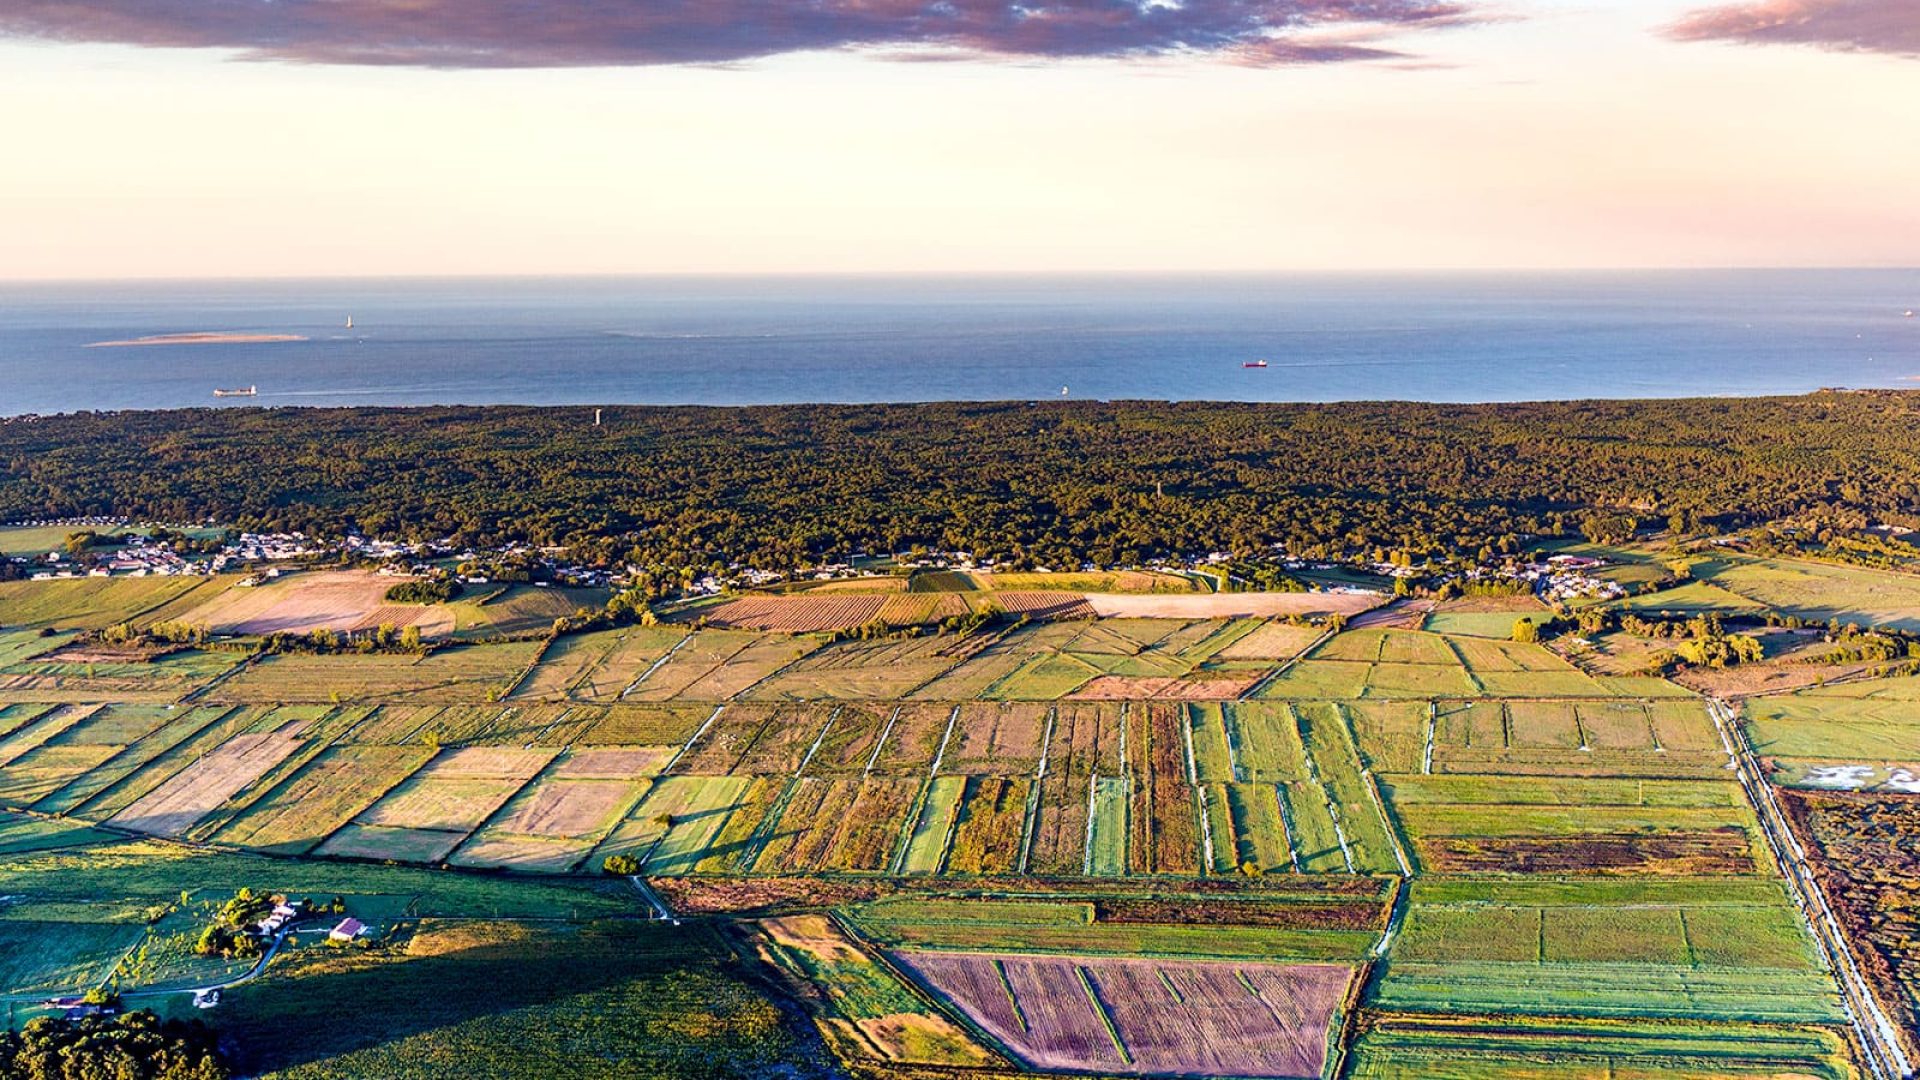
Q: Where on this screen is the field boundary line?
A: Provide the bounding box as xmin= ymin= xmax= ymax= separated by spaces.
xmin=530 ymin=705 xmax=577 ymax=745
xmin=619 ymin=630 xmax=694 ymax=699
xmin=1221 ymin=702 xmax=1247 ymax=783
xmin=792 ymin=706 xmax=840 ymax=778
xmin=1709 ymin=697 xmax=1909 ymax=1080
xmin=1273 ymin=784 xmax=1302 ymax=873
xmin=1338 ymin=702 xmax=1414 ymax=877
xmin=183 ymin=727 xmax=338 ymax=842
xmin=390 ymin=705 xmax=450 ymax=746
xmin=1015 ymin=701 xmax=1057 ymax=866
xmin=863 ymin=706 xmax=902 ymax=775
xmin=1439 ymin=634 xmax=1487 ymax=695
xmin=1292 ymin=702 xmax=1355 ymax=874
xmin=173 ymin=650 xmax=252 ymax=704
xmin=1422 ymin=701 xmax=1436 ymax=774
xmin=661 ymin=705 xmax=725 ymax=774
xmin=498 ymin=635 xmax=557 ymax=700
xmin=1181 ymin=702 xmax=1215 ymax=875
xmin=927 ymin=704 xmax=961 ymax=777
xmin=1081 ymin=772 xmax=1099 ymax=875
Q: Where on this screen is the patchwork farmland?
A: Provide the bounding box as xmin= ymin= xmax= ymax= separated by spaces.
xmin=0 ymin=568 xmax=1899 ymax=1078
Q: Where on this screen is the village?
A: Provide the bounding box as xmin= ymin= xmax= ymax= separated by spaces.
xmin=3 ymin=516 xmax=1630 ymax=611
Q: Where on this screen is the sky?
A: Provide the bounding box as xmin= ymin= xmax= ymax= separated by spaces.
xmin=1 ymin=0 xmax=1915 ymax=278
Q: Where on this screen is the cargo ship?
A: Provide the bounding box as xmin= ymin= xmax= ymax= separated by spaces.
xmin=1243 ymin=360 xmax=1269 ymax=368
xmin=212 ymin=386 xmax=258 ymax=398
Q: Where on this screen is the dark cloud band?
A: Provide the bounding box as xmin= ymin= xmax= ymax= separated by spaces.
xmin=1669 ymin=0 xmax=1920 ymax=57
xmin=0 ymin=1 xmax=1478 ymax=68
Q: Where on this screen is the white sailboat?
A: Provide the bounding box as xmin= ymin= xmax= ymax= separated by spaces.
xmin=345 ymin=315 xmax=354 ymax=330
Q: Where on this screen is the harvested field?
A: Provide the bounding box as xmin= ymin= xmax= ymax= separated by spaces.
xmin=749 ymin=777 xmax=868 ymax=873
xmin=315 ymin=822 xmax=468 ymax=863
xmin=700 ymin=595 xmax=888 ymax=632
xmin=1025 ymin=774 xmax=1090 ymax=875
xmin=894 ymin=950 xmax=1351 ymax=1078
xmin=671 ymin=705 xmax=818 ymax=776
xmin=795 ymin=704 xmax=894 ymax=775
xmin=675 ymin=634 xmax=824 ymax=700
xmin=178 ymin=570 xmax=454 ymax=637
xmin=557 ymin=746 xmax=676 ymax=778
xmin=0 ymin=648 xmax=242 ymax=703
xmin=109 ymin=729 xmax=304 ymax=837
xmin=444 ymin=583 xmax=610 ymax=638
xmin=1071 ymin=673 xmax=1263 ymax=699
xmin=1086 ymin=592 xmax=1381 ymax=619
xmin=1046 ymin=701 xmax=1124 ymax=777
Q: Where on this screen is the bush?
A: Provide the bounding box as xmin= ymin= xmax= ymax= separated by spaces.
xmin=386 ymin=578 xmax=461 ymax=604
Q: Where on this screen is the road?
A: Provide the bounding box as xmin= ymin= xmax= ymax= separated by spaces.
xmin=1708 ymin=697 xmax=1912 ymax=1080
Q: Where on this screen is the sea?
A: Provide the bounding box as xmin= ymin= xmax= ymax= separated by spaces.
xmin=2 ymin=270 xmax=1917 ymax=415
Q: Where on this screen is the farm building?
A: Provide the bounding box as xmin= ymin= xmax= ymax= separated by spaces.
xmin=329 ymin=917 xmax=366 ymax=942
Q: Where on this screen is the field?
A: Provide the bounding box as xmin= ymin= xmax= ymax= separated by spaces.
xmin=0 ymin=575 xmax=224 ymax=631
xmin=443 ymin=584 xmax=610 ymax=639
xmin=174 ymin=570 xmax=455 ymax=637
xmin=1677 ymin=555 xmax=1920 ymax=632
xmin=1744 ymin=678 xmax=1920 ymax=790
xmin=0 ymin=567 xmax=1887 ymax=1078
xmin=1376 ymin=877 xmax=1842 ymax=1025
xmin=210 ymin=643 xmax=540 ymax=703
xmin=895 ymin=950 xmax=1352 ymax=1078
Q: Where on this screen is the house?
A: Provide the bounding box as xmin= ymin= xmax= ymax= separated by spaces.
xmin=329 ymin=917 xmax=366 ymax=942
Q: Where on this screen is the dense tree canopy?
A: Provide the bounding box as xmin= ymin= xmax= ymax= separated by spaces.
xmin=3 ymin=393 xmax=1917 ymax=571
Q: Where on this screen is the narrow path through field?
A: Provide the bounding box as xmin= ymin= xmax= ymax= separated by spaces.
xmin=1708 ymin=697 xmax=1911 ymax=1080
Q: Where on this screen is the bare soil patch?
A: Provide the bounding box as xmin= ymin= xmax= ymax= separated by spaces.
xmin=179 ymin=571 xmax=454 ymax=638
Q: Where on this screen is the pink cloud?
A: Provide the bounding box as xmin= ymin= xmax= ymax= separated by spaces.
xmin=0 ymin=0 xmax=1480 ymax=68
xmin=1668 ymin=0 xmax=1920 ymax=57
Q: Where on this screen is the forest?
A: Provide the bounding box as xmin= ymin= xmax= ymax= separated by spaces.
xmin=3 ymin=392 xmax=1918 ymax=572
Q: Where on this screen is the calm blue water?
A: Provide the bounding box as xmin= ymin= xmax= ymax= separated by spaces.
xmin=2 ymin=271 xmax=1917 ymax=414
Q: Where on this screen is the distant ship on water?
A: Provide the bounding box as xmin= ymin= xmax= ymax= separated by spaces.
xmin=212 ymin=386 xmax=257 ymax=398
xmin=345 ymin=315 xmax=354 ymax=329
xmin=1243 ymin=360 xmax=1269 ymax=368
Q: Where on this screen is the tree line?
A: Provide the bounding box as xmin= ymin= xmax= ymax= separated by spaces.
xmin=5 ymin=393 xmax=1919 ymax=574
